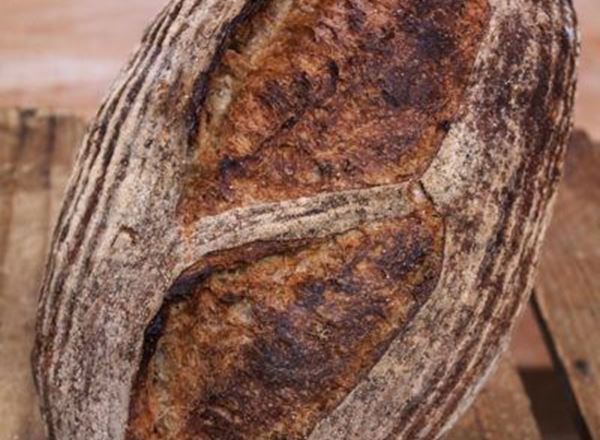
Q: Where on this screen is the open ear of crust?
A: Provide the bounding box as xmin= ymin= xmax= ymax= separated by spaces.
xmin=32 ymin=0 xmax=578 ymax=439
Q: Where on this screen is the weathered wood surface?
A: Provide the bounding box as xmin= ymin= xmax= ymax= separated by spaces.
xmin=446 ymin=358 xmax=541 ymax=440
xmin=534 ymin=130 xmax=600 ymax=438
xmin=0 ymin=109 xmax=544 ymax=440
xmin=2 ymin=110 xmax=597 ymax=440
xmin=0 ymin=108 xmax=85 ymax=440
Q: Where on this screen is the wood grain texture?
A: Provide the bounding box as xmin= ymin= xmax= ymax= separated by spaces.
xmin=446 ymin=358 xmax=541 ymax=440
xmin=534 ymin=130 xmax=600 ymax=438
xmin=0 ymin=109 xmax=84 ymax=440
xmin=29 ymin=0 xmax=578 ymax=439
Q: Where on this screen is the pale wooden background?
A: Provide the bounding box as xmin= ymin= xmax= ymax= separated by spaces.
xmin=0 ymin=0 xmax=597 ymax=371
xmin=0 ymin=0 xmax=597 ymax=139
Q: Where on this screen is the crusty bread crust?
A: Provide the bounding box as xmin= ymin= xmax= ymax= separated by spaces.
xmin=33 ymin=0 xmax=578 ymax=438
xmin=179 ymin=0 xmax=488 ymax=220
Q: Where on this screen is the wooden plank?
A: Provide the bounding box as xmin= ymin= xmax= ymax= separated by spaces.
xmin=0 ymin=109 xmax=84 ymax=440
xmin=533 ymin=130 xmax=600 ymax=438
xmin=446 ymin=358 xmax=541 ymax=439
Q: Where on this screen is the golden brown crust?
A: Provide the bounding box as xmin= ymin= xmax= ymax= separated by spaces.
xmin=128 ymin=199 xmax=443 ymax=439
xmin=179 ymin=0 xmax=489 ymax=221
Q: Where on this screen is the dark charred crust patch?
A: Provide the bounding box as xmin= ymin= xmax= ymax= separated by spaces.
xmin=128 ymin=202 xmax=444 ymax=439
xmin=178 ymin=0 xmax=490 ymax=222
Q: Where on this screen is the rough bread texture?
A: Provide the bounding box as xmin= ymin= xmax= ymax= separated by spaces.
xmin=32 ymin=0 xmax=578 ymax=439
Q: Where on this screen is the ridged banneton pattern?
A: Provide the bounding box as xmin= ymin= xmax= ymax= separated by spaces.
xmin=32 ymin=0 xmax=578 ymax=439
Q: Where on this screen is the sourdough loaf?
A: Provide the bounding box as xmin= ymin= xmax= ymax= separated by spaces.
xmin=33 ymin=0 xmax=578 ymax=438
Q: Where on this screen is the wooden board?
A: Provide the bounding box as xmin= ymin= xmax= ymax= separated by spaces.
xmin=3 ymin=109 xmax=599 ymax=440
xmin=446 ymin=358 xmax=541 ymax=440
xmin=534 ymin=130 xmax=600 ymax=438
xmin=0 ymin=108 xmax=85 ymax=440
xmin=0 ymin=109 xmax=543 ymax=439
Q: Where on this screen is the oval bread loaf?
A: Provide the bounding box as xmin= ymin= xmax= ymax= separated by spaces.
xmin=33 ymin=0 xmax=578 ymax=438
